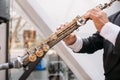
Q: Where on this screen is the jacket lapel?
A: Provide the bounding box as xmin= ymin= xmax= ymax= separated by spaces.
xmin=104 ymin=40 xmax=120 ymax=75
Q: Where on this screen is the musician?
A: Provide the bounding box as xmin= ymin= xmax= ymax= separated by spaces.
xmin=62 ymin=7 xmax=120 ymax=80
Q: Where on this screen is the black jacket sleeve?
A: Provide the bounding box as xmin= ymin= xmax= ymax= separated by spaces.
xmin=77 ymin=32 xmax=103 ymax=54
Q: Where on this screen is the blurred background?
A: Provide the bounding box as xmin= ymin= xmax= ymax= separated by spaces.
xmin=0 ymin=0 xmax=120 ymax=80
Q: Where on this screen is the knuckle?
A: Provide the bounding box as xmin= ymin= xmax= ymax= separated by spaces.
xmin=101 ymin=11 xmax=106 ymax=15
xmin=104 ymin=12 xmax=107 ymax=15
xmin=92 ymin=8 xmax=96 ymax=11
xmin=97 ymin=14 xmax=102 ymax=18
xmin=96 ymin=12 xmax=102 ymax=18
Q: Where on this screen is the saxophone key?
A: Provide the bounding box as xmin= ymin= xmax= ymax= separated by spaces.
xmin=29 ymin=54 xmax=37 ymax=62
xmin=42 ymin=44 xmax=50 ymax=52
xmin=50 ymin=33 xmax=57 ymax=40
xmin=35 ymin=49 xmax=44 ymax=57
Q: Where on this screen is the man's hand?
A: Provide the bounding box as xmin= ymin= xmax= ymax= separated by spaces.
xmin=57 ymin=24 xmax=77 ymax=45
xmin=63 ymin=33 xmax=77 ymax=45
xmin=84 ymin=7 xmax=109 ymax=32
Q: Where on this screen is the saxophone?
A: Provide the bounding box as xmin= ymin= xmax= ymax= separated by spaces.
xmin=0 ymin=0 xmax=119 ymax=70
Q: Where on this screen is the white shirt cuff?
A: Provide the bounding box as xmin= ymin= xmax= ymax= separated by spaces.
xmin=68 ymin=37 xmax=83 ymax=52
xmin=100 ymin=22 xmax=120 ymax=46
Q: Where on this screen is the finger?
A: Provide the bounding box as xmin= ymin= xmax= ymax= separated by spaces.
xmin=83 ymin=11 xmax=90 ymax=19
xmin=84 ymin=10 xmax=98 ymax=20
xmin=65 ymin=22 xmax=69 ymax=25
xmin=63 ymin=33 xmax=75 ymax=41
xmin=57 ymin=24 xmax=65 ymax=30
xmin=95 ymin=6 xmax=102 ymax=11
xmin=99 ymin=11 xmax=107 ymax=16
xmin=84 ymin=7 xmax=99 ymax=19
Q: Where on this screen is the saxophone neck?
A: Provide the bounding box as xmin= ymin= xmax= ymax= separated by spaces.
xmin=99 ymin=0 xmax=119 ymax=10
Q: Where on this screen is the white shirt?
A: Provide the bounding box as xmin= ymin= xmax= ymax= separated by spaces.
xmin=68 ymin=22 xmax=120 ymax=52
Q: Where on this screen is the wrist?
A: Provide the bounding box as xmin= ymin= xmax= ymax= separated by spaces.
xmin=68 ymin=37 xmax=83 ymax=52
xmin=97 ymin=21 xmax=109 ymax=32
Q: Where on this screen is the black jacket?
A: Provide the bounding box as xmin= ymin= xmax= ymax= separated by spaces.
xmin=78 ymin=11 xmax=120 ymax=80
